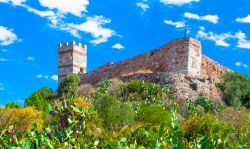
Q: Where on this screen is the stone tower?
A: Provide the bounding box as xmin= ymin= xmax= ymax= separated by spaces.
xmin=58 ymin=41 xmax=87 ymax=82
xmin=165 ymin=38 xmax=202 ymax=76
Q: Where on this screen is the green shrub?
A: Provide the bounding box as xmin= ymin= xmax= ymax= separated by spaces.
xmin=94 ymin=94 xmax=134 ymax=130
xmin=25 ymin=91 xmax=49 ymax=118
xmin=58 ymin=74 xmax=80 ymax=97
xmin=38 ymin=87 xmax=54 ymax=100
xmin=136 ymin=106 xmax=172 ymax=126
xmin=5 ymin=102 xmax=21 ymax=109
xmin=218 ymin=72 xmax=250 ymax=108
xmin=182 ymin=113 xmax=234 ymax=141
xmin=195 ymin=97 xmax=224 ymax=113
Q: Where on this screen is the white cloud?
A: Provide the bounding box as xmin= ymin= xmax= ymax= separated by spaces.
xmin=197 ymin=30 xmax=233 ymax=47
xmin=164 ymin=20 xmax=185 ymax=28
xmin=160 ymin=0 xmax=200 ymax=6
xmin=0 ymin=58 xmax=8 ymax=61
xmin=0 ymin=26 xmax=19 ymax=46
xmin=136 ymin=2 xmax=150 ymax=12
xmin=60 ymin=16 xmax=116 ymax=45
xmin=0 ymin=0 xmax=26 ymax=5
xmin=235 ymin=31 xmax=250 ymax=49
xmin=235 ymin=62 xmax=249 ymax=68
xmin=236 ymin=15 xmax=250 ymax=23
xmin=197 ymin=29 xmax=250 ymax=49
xmin=184 ymin=12 xmax=219 ymax=24
xmin=199 ymin=26 xmax=205 ymax=31
xmin=35 ymin=74 xmax=43 ymax=78
xmin=26 ymin=56 xmax=35 ymax=60
xmin=39 ymin=0 xmax=89 ymax=17
xmin=21 ymin=4 xmax=55 ymax=17
xmin=16 ymin=99 xmax=24 ymax=103
xmin=51 ymin=75 xmax=58 ymax=82
xmin=44 ymin=75 xmax=49 ymax=79
xmin=112 ymin=43 xmax=124 ymax=50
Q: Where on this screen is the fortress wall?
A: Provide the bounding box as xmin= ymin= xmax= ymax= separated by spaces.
xmin=201 ymin=55 xmax=231 ymax=78
xmin=80 ymin=38 xmax=200 ymax=85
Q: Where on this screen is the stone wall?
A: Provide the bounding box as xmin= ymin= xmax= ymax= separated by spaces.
xmin=80 ymin=38 xmax=202 ymax=85
xmin=120 ymin=72 xmax=223 ymax=102
xmin=201 ymin=55 xmax=231 ymax=78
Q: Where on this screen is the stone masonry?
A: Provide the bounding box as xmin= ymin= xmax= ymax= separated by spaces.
xmin=58 ymin=38 xmax=231 ymax=101
xmin=58 ymin=41 xmax=87 ymax=82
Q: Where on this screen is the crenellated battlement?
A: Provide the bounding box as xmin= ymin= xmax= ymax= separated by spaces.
xmin=58 ymin=41 xmax=87 ymax=52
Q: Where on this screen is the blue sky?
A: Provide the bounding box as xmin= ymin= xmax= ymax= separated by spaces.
xmin=0 ymin=0 xmax=250 ymax=106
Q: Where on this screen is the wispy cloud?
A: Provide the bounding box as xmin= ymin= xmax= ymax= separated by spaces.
xmin=51 ymin=75 xmax=58 ymax=82
xmin=236 ymin=15 xmax=250 ymax=23
xmin=112 ymin=43 xmax=125 ymax=50
xmin=136 ymin=1 xmax=150 ymax=12
xmin=164 ymin=20 xmax=185 ymax=28
xmin=16 ymin=99 xmax=24 ymax=103
xmin=26 ymin=56 xmax=35 ymax=60
xmin=35 ymin=74 xmax=43 ymax=78
xmin=160 ymin=0 xmax=200 ymax=6
xmin=234 ymin=31 xmax=250 ymax=49
xmin=0 ymin=0 xmax=26 ymax=5
xmin=58 ymin=16 xmax=116 ymax=45
xmin=197 ymin=28 xmax=250 ymax=49
xmin=184 ymin=12 xmax=219 ymax=24
xmin=0 ymin=83 xmax=4 ymax=91
xmin=1 ymin=49 xmax=8 ymax=52
xmin=38 ymin=0 xmax=89 ymax=17
xmin=0 ymin=58 xmax=8 ymax=62
xmin=235 ymin=62 xmax=249 ymax=68
xmin=35 ymin=74 xmax=58 ymax=82
xmin=0 ymin=26 xmax=20 ymax=46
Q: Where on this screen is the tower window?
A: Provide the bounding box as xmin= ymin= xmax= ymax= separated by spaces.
xmin=80 ymin=67 xmax=84 ymax=73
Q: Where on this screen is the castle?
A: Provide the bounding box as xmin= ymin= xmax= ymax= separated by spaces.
xmin=58 ymin=38 xmax=231 ymax=102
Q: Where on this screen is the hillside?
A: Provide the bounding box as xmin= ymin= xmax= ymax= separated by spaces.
xmin=0 ymin=72 xmax=249 ymax=148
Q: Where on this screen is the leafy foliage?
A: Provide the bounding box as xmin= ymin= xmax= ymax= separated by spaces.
xmin=5 ymin=102 xmax=21 ymax=109
xmin=0 ymin=78 xmax=249 ymax=148
xmin=0 ymin=107 xmax=43 ymax=133
xmin=25 ymin=91 xmax=49 ymax=118
xmin=217 ymin=72 xmax=250 ymax=108
xmin=136 ymin=105 xmax=172 ymax=126
xmin=58 ymin=74 xmax=80 ymax=97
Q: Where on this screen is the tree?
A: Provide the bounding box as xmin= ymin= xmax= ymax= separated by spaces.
xmin=25 ymin=91 xmax=49 ymax=118
xmin=58 ymin=74 xmax=80 ymax=97
xmin=0 ymin=107 xmax=43 ymax=133
xmin=94 ymin=94 xmax=134 ymax=130
xmin=5 ymin=102 xmax=21 ymax=109
xmin=38 ymin=87 xmax=54 ymax=100
xmin=218 ymin=72 xmax=250 ymax=108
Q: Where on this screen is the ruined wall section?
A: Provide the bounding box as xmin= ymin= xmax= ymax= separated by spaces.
xmin=201 ymin=55 xmax=231 ymax=78
xmin=80 ymin=38 xmax=201 ymax=85
xmin=58 ymin=41 xmax=87 ymax=82
xmin=188 ymin=40 xmax=202 ymax=76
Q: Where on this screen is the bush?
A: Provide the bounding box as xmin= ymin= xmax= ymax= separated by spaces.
xmin=136 ymin=106 xmax=172 ymax=126
xmin=217 ymin=108 xmax=250 ymax=147
xmin=218 ymin=72 xmax=250 ymax=108
xmin=25 ymin=91 xmax=49 ymax=118
xmin=94 ymin=94 xmax=134 ymax=130
xmin=5 ymin=102 xmax=21 ymax=109
xmin=195 ymin=97 xmax=224 ymax=113
xmin=0 ymin=107 xmax=43 ymax=133
xmin=182 ymin=113 xmax=233 ymax=141
xmin=58 ymin=74 xmax=80 ymax=97
xmin=38 ymin=87 xmax=54 ymax=100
